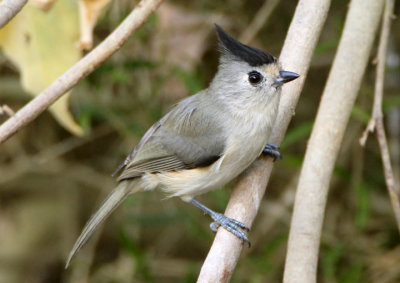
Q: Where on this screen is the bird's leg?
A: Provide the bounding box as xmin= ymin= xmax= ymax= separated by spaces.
xmin=189 ymin=198 xmax=251 ymax=247
xmin=262 ymin=143 xmax=282 ymax=161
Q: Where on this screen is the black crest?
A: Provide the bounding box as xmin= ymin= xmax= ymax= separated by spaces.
xmin=215 ymin=24 xmax=276 ymax=67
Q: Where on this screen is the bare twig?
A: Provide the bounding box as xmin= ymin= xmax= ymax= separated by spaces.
xmin=0 ymin=0 xmax=27 ymax=29
xmin=0 ymin=0 xmax=164 ymax=144
xmin=359 ymin=118 xmax=376 ymax=146
xmin=360 ymin=0 xmax=400 ymax=232
xmin=239 ymin=0 xmax=279 ymax=44
xmin=0 ymin=104 xmax=15 ymax=117
xmin=197 ymin=1 xmax=331 ymax=282
xmin=377 ymin=119 xmax=400 ymax=228
xmin=283 ymin=0 xmax=385 ymax=282
xmin=387 ymin=107 xmax=400 ymax=185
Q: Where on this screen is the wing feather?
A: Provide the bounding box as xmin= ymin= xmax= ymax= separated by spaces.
xmin=117 ymin=155 xmax=187 ymax=181
xmin=116 ymin=92 xmax=226 ymax=181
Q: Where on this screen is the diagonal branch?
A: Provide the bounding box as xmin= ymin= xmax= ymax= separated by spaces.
xmin=197 ymin=1 xmax=331 ymax=282
xmin=360 ymin=0 xmax=400 ymax=232
xmin=239 ymin=0 xmax=279 ymax=44
xmin=0 ymin=0 xmax=27 ymax=29
xmin=0 ymin=0 xmax=164 ymax=144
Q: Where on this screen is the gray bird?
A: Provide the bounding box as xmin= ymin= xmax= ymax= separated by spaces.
xmin=66 ymin=24 xmax=299 ymax=267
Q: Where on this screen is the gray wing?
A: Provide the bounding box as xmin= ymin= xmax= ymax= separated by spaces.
xmin=116 ymin=94 xmax=226 ymax=181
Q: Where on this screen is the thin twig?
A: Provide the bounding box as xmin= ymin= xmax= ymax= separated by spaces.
xmin=377 ymin=119 xmax=400 ymax=229
xmin=0 ymin=0 xmax=164 ymax=144
xmin=239 ymin=0 xmax=279 ymax=44
xmin=360 ymin=0 xmax=400 ymax=232
xmin=283 ymin=0 xmax=385 ymax=282
xmin=0 ymin=104 xmax=15 ymax=117
xmin=0 ymin=0 xmax=27 ymax=29
xmin=359 ymin=118 xmax=376 ymax=146
xmin=197 ymin=0 xmax=332 ymax=282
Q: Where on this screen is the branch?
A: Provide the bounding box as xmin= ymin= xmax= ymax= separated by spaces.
xmin=0 ymin=0 xmax=27 ymax=29
xmin=0 ymin=0 xmax=164 ymax=144
xmin=360 ymin=0 xmax=400 ymax=232
xmin=0 ymin=104 xmax=15 ymax=117
xmin=239 ymin=0 xmax=279 ymax=44
xmin=283 ymin=0 xmax=384 ymax=282
xmin=197 ymin=1 xmax=332 ymax=282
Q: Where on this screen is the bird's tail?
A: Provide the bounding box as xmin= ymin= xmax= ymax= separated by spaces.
xmin=65 ymin=180 xmax=139 ymax=268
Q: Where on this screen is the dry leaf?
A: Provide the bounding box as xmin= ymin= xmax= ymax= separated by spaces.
xmin=78 ymin=0 xmax=111 ymax=50
xmin=0 ymin=0 xmax=83 ymax=135
xmin=31 ymin=0 xmax=57 ymax=11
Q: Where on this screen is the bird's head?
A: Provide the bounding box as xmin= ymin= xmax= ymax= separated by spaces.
xmin=210 ymin=25 xmax=299 ymax=108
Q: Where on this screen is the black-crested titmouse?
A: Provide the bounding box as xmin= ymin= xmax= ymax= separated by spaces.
xmin=66 ymin=25 xmax=299 ymax=267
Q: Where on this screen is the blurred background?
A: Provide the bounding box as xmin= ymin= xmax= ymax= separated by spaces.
xmin=1 ymin=0 xmax=400 ymax=282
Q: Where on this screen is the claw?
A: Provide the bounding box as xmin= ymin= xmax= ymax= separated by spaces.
xmin=262 ymin=143 xmax=282 ymax=161
xmin=190 ymin=199 xmax=251 ymax=247
xmin=210 ymin=222 xmax=219 ymax=234
xmin=210 ymin=213 xmax=251 ymax=247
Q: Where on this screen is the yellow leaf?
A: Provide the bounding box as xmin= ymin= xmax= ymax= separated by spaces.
xmin=31 ymin=0 xmax=57 ymax=11
xmin=0 ymin=0 xmax=83 ymax=136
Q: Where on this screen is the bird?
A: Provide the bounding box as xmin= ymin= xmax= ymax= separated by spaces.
xmin=66 ymin=24 xmax=299 ymax=267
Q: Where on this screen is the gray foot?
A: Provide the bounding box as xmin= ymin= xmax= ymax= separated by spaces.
xmin=189 ymin=198 xmax=251 ymax=247
xmin=210 ymin=213 xmax=251 ymax=247
xmin=262 ymin=143 xmax=282 ymax=161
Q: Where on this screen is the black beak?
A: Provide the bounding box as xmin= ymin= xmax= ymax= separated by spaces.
xmin=274 ymin=70 xmax=300 ymax=87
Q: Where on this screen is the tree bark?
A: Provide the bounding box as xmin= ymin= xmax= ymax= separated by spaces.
xmin=283 ymin=0 xmax=384 ymax=282
xmin=359 ymin=0 xmax=400 ymax=233
xmin=197 ymin=0 xmax=331 ymax=282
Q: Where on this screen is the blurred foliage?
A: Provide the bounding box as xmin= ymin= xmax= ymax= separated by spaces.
xmin=1 ymin=0 xmax=400 ymax=282
xmin=0 ymin=0 xmax=83 ymax=135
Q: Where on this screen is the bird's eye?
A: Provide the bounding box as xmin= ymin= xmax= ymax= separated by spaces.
xmin=248 ymin=71 xmax=263 ymax=85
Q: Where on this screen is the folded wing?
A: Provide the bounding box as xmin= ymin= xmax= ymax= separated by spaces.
xmin=117 ymin=94 xmax=226 ymax=181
